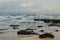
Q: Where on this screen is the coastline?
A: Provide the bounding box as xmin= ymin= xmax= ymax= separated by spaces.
xmin=0 ymin=32 xmax=60 ymax=40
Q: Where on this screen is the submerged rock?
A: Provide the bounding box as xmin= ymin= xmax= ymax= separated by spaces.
xmin=0 ymin=32 xmax=4 ymax=34
xmin=37 ymin=26 xmax=43 ymax=28
xmin=0 ymin=29 xmax=8 ymax=30
xmin=10 ymin=24 xmax=19 ymax=29
xmin=39 ymin=30 xmax=44 ymax=32
xmin=55 ymin=30 xmax=59 ymax=32
xmin=10 ymin=25 xmax=19 ymax=27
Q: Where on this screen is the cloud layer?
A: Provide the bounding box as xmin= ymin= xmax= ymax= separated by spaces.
xmin=0 ymin=0 xmax=60 ymax=13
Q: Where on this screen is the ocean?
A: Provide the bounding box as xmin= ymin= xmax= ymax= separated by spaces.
xmin=0 ymin=14 xmax=60 ymax=40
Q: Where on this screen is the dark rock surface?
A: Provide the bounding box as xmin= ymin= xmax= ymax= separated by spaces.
xmin=17 ymin=30 xmax=38 ymax=35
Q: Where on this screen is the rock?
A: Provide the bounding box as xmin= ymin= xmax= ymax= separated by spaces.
xmin=17 ymin=30 xmax=33 ymax=35
xmin=17 ymin=30 xmax=38 ymax=35
xmin=10 ymin=24 xmax=19 ymax=29
xmin=0 ymin=29 xmax=8 ymax=30
xmin=0 ymin=32 xmax=4 ymax=34
xmin=39 ymin=33 xmax=55 ymax=39
xmin=10 ymin=25 xmax=19 ymax=27
xmin=55 ymin=30 xmax=59 ymax=32
xmin=39 ymin=30 xmax=44 ymax=32
xmin=37 ymin=26 xmax=43 ymax=28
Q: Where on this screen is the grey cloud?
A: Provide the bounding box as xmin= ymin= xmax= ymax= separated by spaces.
xmin=0 ymin=0 xmax=60 ymax=14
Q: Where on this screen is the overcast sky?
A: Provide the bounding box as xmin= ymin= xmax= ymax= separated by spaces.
xmin=0 ymin=0 xmax=60 ymax=13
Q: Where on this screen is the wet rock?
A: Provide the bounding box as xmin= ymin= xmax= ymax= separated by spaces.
xmin=39 ymin=33 xmax=55 ymax=39
xmin=0 ymin=32 xmax=4 ymax=34
xmin=37 ymin=26 xmax=43 ymax=28
xmin=10 ymin=25 xmax=19 ymax=27
xmin=39 ymin=30 xmax=44 ymax=32
xmin=17 ymin=30 xmax=38 ymax=35
xmin=10 ymin=25 xmax=19 ymax=29
xmin=17 ymin=30 xmax=33 ymax=35
xmin=0 ymin=29 xmax=8 ymax=30
xmin=55 ymin=30 xmax=59 ymax=32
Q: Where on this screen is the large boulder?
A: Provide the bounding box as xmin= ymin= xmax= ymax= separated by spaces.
xmin=39 ymin=33 xmax=55 ymax=39
xmin=17 ymin=30 xmax=38 ymax=35
xmin=17 ymin=30 xmax=33 ymax=35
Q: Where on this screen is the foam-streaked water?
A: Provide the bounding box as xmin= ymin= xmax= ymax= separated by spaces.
xmin=0 ymin=15 xmax=60 ymax=35
xmin=0 ymin=15 xmax=60 ymax=40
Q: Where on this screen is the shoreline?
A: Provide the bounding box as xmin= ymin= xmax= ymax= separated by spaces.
xmin=0 ymin=32 xmax=60 ymax=40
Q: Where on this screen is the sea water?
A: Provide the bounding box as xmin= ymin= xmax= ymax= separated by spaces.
xmin=0 ymin=14 xmax=60 ymax=35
